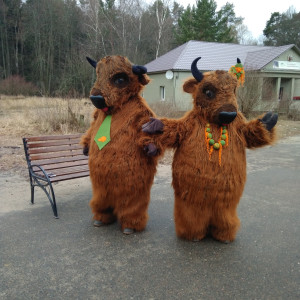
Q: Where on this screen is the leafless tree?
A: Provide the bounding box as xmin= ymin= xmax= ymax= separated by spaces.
xmin=154 ymin=0 xmax=170 ymax=58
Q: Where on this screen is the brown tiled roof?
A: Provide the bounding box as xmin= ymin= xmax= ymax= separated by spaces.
xmin=145 ymin=40 xmax=296 ymax=73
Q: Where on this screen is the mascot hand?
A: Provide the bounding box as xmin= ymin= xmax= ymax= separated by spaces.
xmin=144 ymin=143 xmax=158 ymax=156
xmin=83 ymin=146 xmax=89 ymax=156
xmin=142 ymin=117 xmax=164 ymax=134
xmin=259 ymin=111 xmax=278 ymax=131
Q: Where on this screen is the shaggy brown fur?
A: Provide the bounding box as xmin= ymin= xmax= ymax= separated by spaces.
xmin=81 ymin=55 xmax=160 ymax=233
xmin=144 ymin=63 xmax=277 ymax=242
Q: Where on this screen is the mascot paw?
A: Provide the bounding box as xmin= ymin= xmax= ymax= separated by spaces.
xmin=144 ymin=143 xmax=158 ymax=156
xmin=83 ymin=146 xmax=89 ymax=156
xmin=259 ymin=111 xmax=278 ymax=131
xmin=142 ymin=117 xmax=164 ymax=134
xmin=123 ymin=228 xmax=134 ymax=235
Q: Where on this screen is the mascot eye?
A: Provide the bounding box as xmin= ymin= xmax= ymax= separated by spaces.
xmin=112 ymin=73 xmax=129 ymax=88
xmin=203 ymin=88 xmax=215 ymax=99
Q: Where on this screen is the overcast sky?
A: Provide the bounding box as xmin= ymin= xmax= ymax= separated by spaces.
xmin=175 ymin=0 xmax=300 ymax=39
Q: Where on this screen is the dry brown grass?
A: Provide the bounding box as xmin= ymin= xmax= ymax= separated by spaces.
xmin=0 ymin=95 xmax=93 ymax=137
xmin=149 ymin=101 xmax=185 ymax=119
xmin=1 ymin=96 xmax=300 ymax=176
xmin=0 ymin=96 xmax=95 ymax=176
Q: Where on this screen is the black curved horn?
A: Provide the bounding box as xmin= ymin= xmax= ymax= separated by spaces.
xmin=191 ymin=57 xmax=203 ymax=82
xmin=86 ymin=57 xmax=97 ymax=69
xmin=237 ymin=58 xmax=241 ymax=64
xmin=132 ymin=65 xmax=147 ymax=75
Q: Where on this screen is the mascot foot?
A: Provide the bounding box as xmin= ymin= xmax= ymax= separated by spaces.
xmin=93 ymin=220 xmax=105 ymax=227
xmin=220 ymin=240 xmax=231 ymax=244
xmin=214 ymin=237 xmax=232 ymax=244
xmin=123 ymin=228 xmax=134 ymax=235
xmin=192 ymin=237 xmax=206 ymax=242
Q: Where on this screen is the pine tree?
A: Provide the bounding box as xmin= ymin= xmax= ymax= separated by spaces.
xmin=263 ymin=7 xmax=300 ymax=49
xmin=176 ymin=0 xmax=242 ymax=43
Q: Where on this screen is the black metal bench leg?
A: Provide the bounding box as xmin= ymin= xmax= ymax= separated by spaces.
xmin=49 ymin=184 xmax=59 ymax=219
xmin=34 ymin=178 xmax=59 ymax=219
xmin=31 ymin=185 xmax=35 ymax=204
xmin=42 ymin=182 xmax=59 ymax=218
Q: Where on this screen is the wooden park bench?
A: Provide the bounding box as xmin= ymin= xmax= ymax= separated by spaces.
xmin=22 ymin=134 xmax=89 ymax=218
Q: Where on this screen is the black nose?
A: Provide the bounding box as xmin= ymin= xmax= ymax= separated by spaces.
xmin=89 ymin=95 xmax=108 ymax=109
xmin=219 ymin=111 xmax=237 ymax=124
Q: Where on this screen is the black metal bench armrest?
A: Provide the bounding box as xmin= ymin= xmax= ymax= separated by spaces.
xmin=29 ymin=164 xmax=51 ymax=185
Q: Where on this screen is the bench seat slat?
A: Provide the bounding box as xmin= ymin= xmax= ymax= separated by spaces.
xmin=50 ymin=171 xmax=90 ymax=182
xmin=34 ymin=165 xmax=89 ymax=177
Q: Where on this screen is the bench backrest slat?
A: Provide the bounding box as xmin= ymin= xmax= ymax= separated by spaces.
xmin=28 ymin=144 xmax=82 ymax=155
xmin=29 ymin=150 xmax=84 ymax=161
xmin=32 ymin=159 xmax=88 ymax=172
xmin=26 ymin=138 xmax=81 ymax=148
xmin=50 ymin=171 xmax=90 ymax=182
xmin=31 ymin=155 xmax=87 ymax=166
xmin=25 ymin=134 xmax=82 ymax=142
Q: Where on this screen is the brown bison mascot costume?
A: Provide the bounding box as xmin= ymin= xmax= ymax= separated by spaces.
xmin=82 ymin=55 xmax=159 ymax=235
xmin=143 ymin=57 xmax=278 ymax=242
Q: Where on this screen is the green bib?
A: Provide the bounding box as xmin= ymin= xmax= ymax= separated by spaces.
xmin=94 ymin=115 xmax=112 ymax=150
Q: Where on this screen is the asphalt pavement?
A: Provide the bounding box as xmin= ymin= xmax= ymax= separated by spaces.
xmin=1 ymin=136 xmax=300 ymax=300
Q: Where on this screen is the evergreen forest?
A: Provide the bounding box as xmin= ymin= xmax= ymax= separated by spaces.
xmin=1 ymin=0 xmax=299 ymax=96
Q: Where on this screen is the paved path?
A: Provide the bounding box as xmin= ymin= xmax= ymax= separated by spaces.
xmin=1 ymin=136 xmax=300 ymax=299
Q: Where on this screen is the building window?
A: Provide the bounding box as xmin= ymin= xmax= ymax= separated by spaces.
xmin=160 ymin=86 xmax=165 ymax=101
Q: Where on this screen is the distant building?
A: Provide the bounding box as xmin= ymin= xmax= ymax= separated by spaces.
xmin=143 ymin=40 xmax=300 ymax=111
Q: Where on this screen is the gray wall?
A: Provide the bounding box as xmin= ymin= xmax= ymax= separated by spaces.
xmin=143 ymin=71 xmax=195 ymax=111
xmin=263 ymin=48 xmax=300 ymax=100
